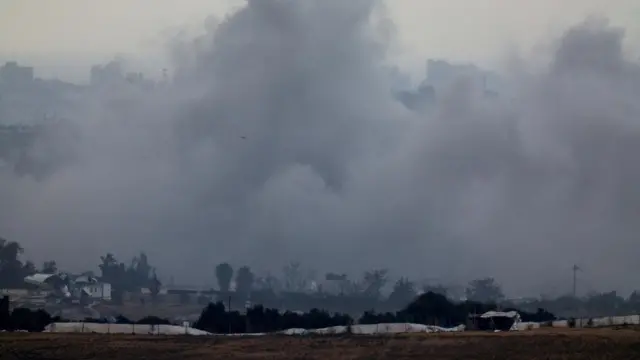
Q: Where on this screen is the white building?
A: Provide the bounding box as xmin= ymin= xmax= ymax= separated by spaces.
xmin=76 ymin=282 xmax=111 ymax=301
xmin=72 ymin=275 xmax=111 ymax=301
xmin=23 ymin=273 xmax=111 ymax=302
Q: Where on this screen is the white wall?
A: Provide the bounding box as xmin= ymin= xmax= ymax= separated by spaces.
xmin=550 ymin=315 xmax=640 ymax=328
xmin=82 ymin=283 xmax=111 ymax=300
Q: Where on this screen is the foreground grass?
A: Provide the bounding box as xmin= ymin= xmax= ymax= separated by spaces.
xmin=2 ymin=328 xmax=640 ymax=359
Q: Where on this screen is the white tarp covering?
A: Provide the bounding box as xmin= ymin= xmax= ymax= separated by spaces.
xmin=280 ymin=323 xmax=465 ymax=335
xmin=44 ymin=323 xmax=211 ymax=336
xmin=479 ymin=311 xmax=519 ymax=319
xmin=515 ymin=322 xmax=541 ymax=331
xmin=478 ymin=310 xmax=522 ymax=331
xmin=44 ymin=322 xmax=465 ymax=336
xmin=24 ymin=273 xmax=58 ymax=286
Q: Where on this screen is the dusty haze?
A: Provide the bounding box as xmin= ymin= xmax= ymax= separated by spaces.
xmin=1 ymin=0 xmax=640 ymax=296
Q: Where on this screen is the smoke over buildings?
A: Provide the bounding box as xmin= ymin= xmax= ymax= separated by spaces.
xmin=1 ymin=1 xmax=639 ymax=296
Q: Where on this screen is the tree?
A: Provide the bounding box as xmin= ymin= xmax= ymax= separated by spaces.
xmin=387 ymin=277 xmax=417 ymax=308
xmin=254 ymin=272 xmax=282 ymax=292
xmin=42 ymin=261 xmax=57 ymax=274
xmin=0 ymin=239 xmax=23 ymax=262
xmin=98 ymin=253 xmax=130 ymax=292
xmin=149 ymin=270 xmax=161 ymax=300
xmin=0 ymin=238 xmax=28 ymax=288
xmin=283 ymin=262 xmax=305 ymax=291
xmin=99 ymin=253 xmax=118 ymax=279
xmin=362 ymin=269 xmax=388 ymax=298
xmin=22 ymin=261 xmax=36 ymax=277
xmin=98 ymin=252 xmax=158 ymax=292
xmin=129 ymin=252 xmax=152 ymax=289
xmin=401 ymin=291 xmax=456 ymax=325
xmin=216 ymin=263 xmax=234 ymax=292
xmin=465 ymin=278 xmax=504 ymax=303
xmin=235 ymin=266 xmax=255 ymax=296
xmin=422 ymin=284 xmax=449 ymax=298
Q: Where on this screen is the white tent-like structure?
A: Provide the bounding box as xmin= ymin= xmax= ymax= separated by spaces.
xmin=477 ymin=311 xmax=522 ymax=331
xmin=24 ymin=273 xmax=59 ymax=286
xmin=24 ymin=273 xmax=71 ymax=298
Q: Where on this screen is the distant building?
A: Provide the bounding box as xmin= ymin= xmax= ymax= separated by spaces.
xmin=394 ymin=83 xmax=436 ymax=112
xmin=75 ymin=282 xmax=112 ymax=302
xmin=125 ymin=72 xmax=155 ymax=90
xmin=24 ymin=273 xmax=66 ymax=289
xmin=0 ymin=61 xmax=34 ymax=87
xmin=317 ymin=273 xmax=350 ymax=295
xmin=90 ymin=61 xmax=123 ymax=87
xmin=23 ymin=273 xmax=111 ymax=302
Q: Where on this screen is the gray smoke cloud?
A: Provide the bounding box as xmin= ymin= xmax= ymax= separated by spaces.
xmin=1 ymin=1 xmax=639 ymax=296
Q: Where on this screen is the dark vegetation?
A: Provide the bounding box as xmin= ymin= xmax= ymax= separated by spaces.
xmin=0 ymin=296 xmax=57 ymax=332
xmin=0 ymin=291 xmax=555 ymax=334
xmin=0 ymin=235 xmax=635 ymax=331
xmin=193 ymin=291 xmax=555 ymax=334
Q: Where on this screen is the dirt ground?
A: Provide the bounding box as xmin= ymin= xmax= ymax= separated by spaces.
xmin=1 ymin=328 xmax=640 ymax=360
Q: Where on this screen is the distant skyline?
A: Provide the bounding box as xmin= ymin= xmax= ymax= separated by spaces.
xmin=1 ymin=0 xmax=639 ymax=82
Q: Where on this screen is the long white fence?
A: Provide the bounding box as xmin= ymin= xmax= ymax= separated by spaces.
xmin=45 ymin=322 xmax=210 ymax=336
xmin=551 ymin=315 xmax=640 ymax=328
xmin=42 ymin=314 xmax=640 ymax=336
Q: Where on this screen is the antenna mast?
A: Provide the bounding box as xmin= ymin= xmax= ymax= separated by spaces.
xmin=572 ymin=265 xmax=580 ymax=297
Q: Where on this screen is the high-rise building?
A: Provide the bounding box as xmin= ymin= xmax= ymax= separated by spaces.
xmin=0 ymin=61 xmax=34 ymax=87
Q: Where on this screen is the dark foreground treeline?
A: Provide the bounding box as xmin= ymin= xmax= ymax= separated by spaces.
xmin=0 ymin=297 xmax=56 ymax=332
xmin=0 ymin=292 xmax=556 ymax=333
xmin=192 ymin=292 xmax=555 ymax=333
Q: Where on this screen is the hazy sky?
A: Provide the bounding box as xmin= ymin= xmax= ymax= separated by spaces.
xmin=1 ymin=0 xmax=639 ymax=80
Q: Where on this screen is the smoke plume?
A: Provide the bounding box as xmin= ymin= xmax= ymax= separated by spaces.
xmin=1 ymin=1 xmax=639 ymax=296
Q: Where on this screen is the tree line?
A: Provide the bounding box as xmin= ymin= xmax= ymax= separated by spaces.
xmin=3 ymin=236 xmax=640 ymax=319
xmin=0 ymin=237 xmax=503 ymax=311
xmin=0 ymin=296 xmax=55 ymax=332
xmin=0 ymin=237 xmax=160 ymax=299
xmin=0 ymin=238 xmax=38 ymax=288
xmin=0 ymin=291 xmax=555 ymax=334
xmin=193 ymin=291 xmax=555 ymax=334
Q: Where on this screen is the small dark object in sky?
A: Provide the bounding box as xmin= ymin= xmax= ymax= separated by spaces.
xmin=240 ymin=136 xmax=247 ymax=139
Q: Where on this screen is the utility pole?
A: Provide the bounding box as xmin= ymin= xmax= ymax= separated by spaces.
xmin=227 ymin=295 xmax=232 ymax=334
xmin=245 ymin=296 xmax=251 ymax=334
xmin=572 ymin=265 xmax=580 ymax=298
